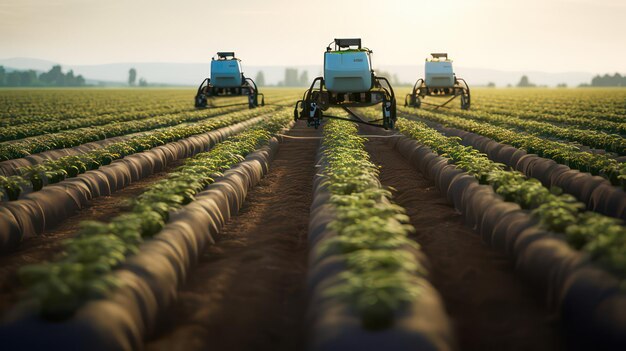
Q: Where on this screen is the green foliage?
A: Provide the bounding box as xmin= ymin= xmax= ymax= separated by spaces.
xmin=398 ymin=103 xmax=626 ymax=186
xmin=396 ymin=117 xmax=626 ymax=282
xmin=1 ymin=105 xmax=286 ymax=198
xmin=317 ymin=120 xmax=423 ymax=330
xmin=0 ymin=175 xmax=30 ymax=201
xmin=2 ymin=65 xmax=87 ymax=87
xmin=19 ymin=111 xmax=292 ymax=319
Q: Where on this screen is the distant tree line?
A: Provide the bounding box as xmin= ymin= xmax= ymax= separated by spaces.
xmin=276 ymin=68 xmax=309 ymax=87
xmin=580 ymin=73 xmax=626 ymax=87
xmin=517 ymin=75 xmax=536 ymax=87
xmin=374 ymin=69 xmax=404 ymax=86
xmin=0 ymin=65 xmax=85 ymax=87
xmin=128 ymin=68 xmax=148 ymax=87
xmin=255 ymin=71 xmax=265 ymax=86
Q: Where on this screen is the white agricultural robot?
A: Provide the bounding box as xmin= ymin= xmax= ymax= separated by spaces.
xmin=405 ymin=53 xmax=470 ymax=110
xmin=294 ymin=38 xmax=396 ymax=129
xmin=194 ymin=52 xmax=264 ymax=109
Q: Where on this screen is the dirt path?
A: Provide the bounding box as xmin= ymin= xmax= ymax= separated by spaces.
xmin=145 ymin=121 xmax=318 ymax=351
xmin=363 ymin=130 xmax=565 ymax=351
xmin=0 ymin=162 xmax=181 ymax=317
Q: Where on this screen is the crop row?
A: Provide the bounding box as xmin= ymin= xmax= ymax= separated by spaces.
xmin=0 ymin=114 xmax=267 ymax=252
xmin=396 ymin=118 xmax=626 ymax=282
xmin=307 ymin=119 xmax=453 ymax=350
xmin=436 ymin=108 xmax=626 ymax=154
xmin=17 ymin=111 xmax=292 ymax=320
xmin=385 ymin=121 xmax=625 ymax=349
xmin=0 ymin=91 xmax=298 ymax=142
xmin=0 ymin=104 xmax=269 ymax=161
xmin=0 ymin=104 xmax=200 ymax=142
xmin=0 ymin=107 xmax=281 ymax=201
xmin=478 ymin=104 xmax=626 ymax=135
xmin=431 ymin=122 xmax=626 ymax=221
xmin=477 ymin=99 xmax=626 ymax=124
xmin=473 ymin=89 xmax=626 ymax=123
xmin=0 ymin=89 xmax=193 ymax=125
xmin=398 ymin=107 xmax=626 ymax=186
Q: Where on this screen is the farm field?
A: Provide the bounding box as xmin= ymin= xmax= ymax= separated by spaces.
xmin=0 ymin=87 xmax=625 ymax=351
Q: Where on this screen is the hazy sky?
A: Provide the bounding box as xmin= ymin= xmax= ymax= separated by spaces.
xmin=1 ymin=0 xmax=624 ymax=73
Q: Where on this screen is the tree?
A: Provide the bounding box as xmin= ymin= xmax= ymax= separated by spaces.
xmin=255 ymin=71 xmax=265 ymax=86
xmin=517 ymin=75 xmax=536 ymax=88
xmin=128 ymin=68 xmax=137 ymax=86
xmin=19 ymin=70 xmax=37 ymax=86
xmin=138 ymin=78 xmax=148 ymax=87
xmin=66 ymin=70 xmax=75 ymax=86
xmin=557 ymin=83 xmax=568 ymax=88
xmin=0 ymin=66 xmax=5 ymax=86
xmin=40 ymin=65 xmax=65 ymax=86
xmin=76 ymin=75 xmax=85 ymax=86
xmin=374 ymin=69 xmax=401 ymax=85
xmin=6 ymin=71 xmax=20 ymax=86
xmin=283 ymin=68 xmax=299 ymax=86
xmin=299 ymin=70 xmax=309 ymax=86
xmin=487 ymin=82 xmax=496 ymax=88
xmin=589 ymin=73 xmax=625 ymax=87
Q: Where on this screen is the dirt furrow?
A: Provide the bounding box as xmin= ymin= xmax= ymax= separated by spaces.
xmin=0 ymin=161 xmax=181 ymax=317
xmin=145 ymin=121 xmax=318 ymax=351
xmin=363 ymin=129 xmax=565 ymax=351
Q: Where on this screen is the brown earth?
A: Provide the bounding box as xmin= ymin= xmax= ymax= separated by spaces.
xmin=145 ymin=120 xmax=318 ymax=351
xmin=0 ymin=161 xmax=181 ymax=318
xmin=363 ymin=129 xmax=565 ymax=351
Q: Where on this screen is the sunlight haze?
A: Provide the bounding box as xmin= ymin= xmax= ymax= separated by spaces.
xmin=0 ymin=0 xmax=624 ymax=73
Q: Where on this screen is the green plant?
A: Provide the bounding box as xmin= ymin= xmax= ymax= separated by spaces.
xmin=0 ymin=175 xmax=29 ymax=201
xmin=18 ymin=110 xmax=292 ymax=319
xmin=315 ymin=120 xmax=425 ymax=330
xmin=395 ymin=117 xmax=626 ymax=284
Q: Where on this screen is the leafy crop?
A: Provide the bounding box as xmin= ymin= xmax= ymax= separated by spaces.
xmin=398 ymin=106 xmax=626 ymax=187
xmin=396 ymin=118 xmax=626 ymax=284
xmin=18 ymin=111 xmax=292 ymax=319
xmin=317 ymin=120 xmax=423 ymax=330
xmin=2 ymin=107 xmax=279 ymax=198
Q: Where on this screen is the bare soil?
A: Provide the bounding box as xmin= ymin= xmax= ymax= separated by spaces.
xmin=0 ymin=162 xmax=180 ymax=318
xmin=145 ymin=121 xmax=319 ymax=351
xmin=363 ymin=130 xmax=565 ymax=351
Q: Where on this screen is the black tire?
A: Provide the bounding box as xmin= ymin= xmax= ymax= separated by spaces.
xmin=194 ymin=94 xmax=207 ymax=108
xmin=461 ymin=93 xmax=470 ymax=110
xmin=312 ymin=108 xmax=322 ymax=129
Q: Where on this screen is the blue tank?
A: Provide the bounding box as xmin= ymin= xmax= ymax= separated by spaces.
xmin=210 ymin=52 xmax=242 ymax=88
xmin=324 ymin=50 xmax=372 ymax=93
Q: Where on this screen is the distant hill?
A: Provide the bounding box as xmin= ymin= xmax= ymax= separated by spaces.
xmin=0 ymin=57 xmax=596 ymax=87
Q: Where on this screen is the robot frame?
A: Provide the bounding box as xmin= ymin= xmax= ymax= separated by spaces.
xmin=294 ymin=38 xmax=397 ymax=129
xmin=194 ymin=52 xmax=264 ymax=109
xmin=405 ymin=53 xmax=471 ymax=110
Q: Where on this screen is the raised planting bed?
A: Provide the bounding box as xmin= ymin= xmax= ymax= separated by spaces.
xmin=0 ymin=111 xmax=294 ymax=350
xmin=431 ymin=121 xmax=626 ymax=221
xmin=436 ymin=107 xmax=626 ymax=154
xmin=0 ymin=103 xmax=252 ymax=161
xmin=0 ymin=106 xmax=283 ymax=199
xmin=0 ymin=112 xmax=278 ymax=252
xmin=306 ymin=119 xmax=456 ymax=351
xmin=398 ymin=106 xmax=626 ymax=188
xmin=391 ymin=117 xmax=626 ymax=349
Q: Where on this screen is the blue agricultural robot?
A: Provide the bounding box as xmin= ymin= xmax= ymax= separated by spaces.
xmin=195 ymin=52 xmax=264 ymax=109
xmin=294 ymin=38 xmax=397 ymax=129
xmin=405 ymin=53 xmax=470 ymax=110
